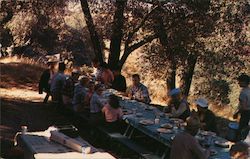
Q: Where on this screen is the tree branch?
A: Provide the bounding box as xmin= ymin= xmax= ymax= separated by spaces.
xmin=119 ymin=34 xmax=158 ymax=67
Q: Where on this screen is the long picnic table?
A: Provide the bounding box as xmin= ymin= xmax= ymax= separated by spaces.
xmin=104 ymin=89 xmax=232 ymax=159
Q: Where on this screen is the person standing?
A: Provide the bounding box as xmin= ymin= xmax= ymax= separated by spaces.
xmin=38 ymin=59 xmax=57 ymax=103
xmin=50 ymin=62 xmax=66 ymax=107
xmin=233 ymin=74 xmax=250 ymax=140
xmin=111 ymin=67 xmax=127 ymax=92
xmin=127 ymin=74 xmax=151 ymax=104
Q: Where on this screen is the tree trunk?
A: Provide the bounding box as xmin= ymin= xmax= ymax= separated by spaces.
xmin=153 ymin=7 xmax=176 ymax=91
xmin=108 ymin=0 xmax=127 ymax=69
xmin=166 ymin=62 xmax=177 ymax=91
xmin=80 ymin=0 xmax=103 ymax=63
xmin=179 ymin=54 xmax=198 ymax=96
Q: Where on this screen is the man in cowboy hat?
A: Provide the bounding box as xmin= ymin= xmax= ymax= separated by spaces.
xmin=38 ymin=57 xmax=58 ymax=103
xmin=170 ymin=116 xmax=210 ymax=159
xmin=195 ymin=98 xmax=217 ymax=133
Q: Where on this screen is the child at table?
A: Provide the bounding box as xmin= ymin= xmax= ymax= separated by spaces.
xmin=102 ymin=95 xmax=123 ymax=132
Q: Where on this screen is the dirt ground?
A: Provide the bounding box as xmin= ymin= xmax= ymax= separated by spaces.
xmin=0 ymin=95 xmax=73 ymax=158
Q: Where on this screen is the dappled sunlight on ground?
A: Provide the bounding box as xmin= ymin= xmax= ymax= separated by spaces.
xmin=0 ymin=88 xmax=45 ymax=102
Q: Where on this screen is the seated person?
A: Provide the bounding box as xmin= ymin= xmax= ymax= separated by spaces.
xmin=91 ymin=58 xmax=102 ymax=81
xmin=230 ymin=142 xmax=249 ymax=159
xmin=195 ymin=98 xmax=217 ymax=133
xmin=85 ymin=81 xmax=95 ymax=110
xmin=165 ymin=88 xmax=190 ymax=121
xmin=99 ymin=63 xmax=114 ymax=87
xmin=170 ymin=116 xmax=210 ymax=159
xmin=111 ymin=67 xmax=127 ymax=92
xmin=62 ymin=69 xmax=80 ymax=106
xmin=102 ymin=95 xmax=123 ymax=131
xmin=90 ymin=84 xmax=105 ymax=124
xmin=72 ymin=76 xmax=89 ymax=112
xmin=127 ymin=74 xmax=151 ymax=104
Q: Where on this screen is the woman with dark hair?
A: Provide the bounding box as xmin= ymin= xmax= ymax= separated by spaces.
xmin=102 ymin=95 xmax=123 ymax=131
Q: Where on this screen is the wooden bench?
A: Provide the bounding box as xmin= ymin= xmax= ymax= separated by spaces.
xmin=96 ymin=126 xmax=161 ymax=159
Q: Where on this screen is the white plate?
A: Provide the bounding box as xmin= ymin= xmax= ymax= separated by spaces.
xmin=199 ymin=130 xmax=216 ymax=136
xmin=214 ymin=140 xmax=229 ymax=148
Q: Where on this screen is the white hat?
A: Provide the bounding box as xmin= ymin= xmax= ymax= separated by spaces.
xmin=195 ymin=98 xmax=208 ymax=108
xmin=169 ymin=88 xmax=181 ymax=96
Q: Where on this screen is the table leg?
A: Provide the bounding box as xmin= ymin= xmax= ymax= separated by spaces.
xmin=123 ymin=125 xmax=131 ymax=136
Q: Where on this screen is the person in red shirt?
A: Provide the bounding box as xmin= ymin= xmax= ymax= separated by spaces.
xmin=99 ymin=63 xmax=114 ymax=87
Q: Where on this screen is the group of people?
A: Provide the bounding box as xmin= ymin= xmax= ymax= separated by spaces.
xmin=39 ymin=58 xmax=250 ymax=159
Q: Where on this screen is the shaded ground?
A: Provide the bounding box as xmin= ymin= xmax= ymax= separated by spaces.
xmin=0 ymin=97 xmax=72 ymax=158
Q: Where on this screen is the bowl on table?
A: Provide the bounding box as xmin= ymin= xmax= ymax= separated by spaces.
xmin=169 ymin=118 xmax=184 ymax=124
xmin=157 ymin=128 xmax=173 ymax=134
xmin=139 ymin=119 xmax=154 ymax=126
xmin=160 ymin=123 xmax=173 ymax=129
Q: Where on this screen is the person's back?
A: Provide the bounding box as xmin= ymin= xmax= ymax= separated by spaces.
xmin=203 ymin=109 xmax=217 ymax=133
xmin=112 ymin=74 xmax=127 ymax=92
xmin=170 ymin=132 xmax=205 ymax=159
xmin=240 ymin=87 xmax=250 ymax=110
xmin=51 ymin=72 xmax=66 ymax=94
xmin=170 ymin=116 xmax=209 ymax=159
xmin=102 ymin=104 xmax=123 ymax=123
xmin=50 ymin=62 xmax=66 ymax=105
xmin=72 ymin=83 xmax=87 ymax=111
xmin=101 ymin=69 xmax=114 ymax=86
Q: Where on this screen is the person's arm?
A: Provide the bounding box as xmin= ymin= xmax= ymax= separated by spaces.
xmin=127 ymin=87 xmax=133 ymax=98
xmin=139 ymin=87 xmax=150 ymax=103
xmin=191 ymin=138 xmax=210 ymax=159
xmin=171 ymin=103 xmax=187 ymax=118
xmin=39 ymin=70 xmax=47 ymax=94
